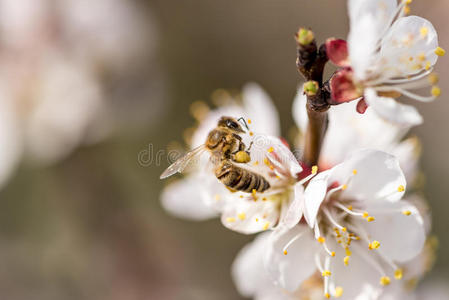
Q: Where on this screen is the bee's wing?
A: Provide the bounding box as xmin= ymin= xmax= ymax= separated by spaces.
xmin=160 ymin=145 xmax=207 ymax=179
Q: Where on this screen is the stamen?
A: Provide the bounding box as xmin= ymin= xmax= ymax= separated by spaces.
xmin=282 ymin=232 xmax=305 ymax=255
xmin=226 ymin=217 xmax=236 ymax=223
xmin=377 ymin=87 xmax=436 ymax=102
xmin=394 ymin=268 xmax=403 ymax=280
xmin=432 ymin=86 xmax=441 ymax=97
xmin=262 ymin=222 xmax=270 ymax=230
xmin=237 ymin=212 xmax=246 ymax=220
xmin=368 ymin=240 xmax=381 ymax=250
xmin=334 ymin=202 xmax=366 ymax=217
xmin=267 ymin=147 xmax=274 ymax=153
xmin=435 ymin=47 xmax=446 ymax=57
xmin=247 ymin=119 xmax=252 ymax=124
xmin=402 ymin=210 xmax=412 ymax=216
xmin=380 ymin=276 xmax=391 ymax=286
xmin=334 ymin=286 xmax=343 ymax=298
xmin=298 ymin=165 xmax=318 ymax=185
xmin=420 ymin=26 xmax=428 ymax=37
xmin=397 ymin=185 xmax=405 ymax=192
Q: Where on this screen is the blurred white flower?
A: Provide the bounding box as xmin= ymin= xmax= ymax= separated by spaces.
xmin=326 ymin=0 xmax=444 ymax=125
xmin=265 ymin=149 xmax=426 ymax=299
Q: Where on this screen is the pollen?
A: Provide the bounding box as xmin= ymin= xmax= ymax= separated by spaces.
xmin=397 ymin=185 xmax=405 ymax=192
xmin=402 ymin=210 xmax=412 ymax=216
xmin=255 ymin=218 xmax=259 ymax=222
xmin=322 ymin=270 xmax=331 ymax=277
xmin=249 ymin=131 xmax=254 ymax=136
xmin=263 ymin=222 xmax=270 ymax=230
xmin=334 ymin=286 xmax=343 ymax=298
xmin=237 ymin=212 xmax=246 ymax=220
xmin=369 ymin=240 xmax=381 ymax=250
xmin=432 ymin=86 xmax=441 ymax=97
xmin=352 ymin=169 xmax=358 ymax=175
xmin=268 ymin=147 xmax=274 ymax=153
xmin=247 ymin=119 xmax=252 ymax=124
xmin=362 ymin=212 xmax=369 ymax=218
xmin=235 ymin=151 xmax=251 ymax=163
xmin=262 ymin=197 xmax=267 ymax=201
xmin=214 ymin=194 xmax=221 ymax=201
xmin=283 ymin=250 xmax=288 ymax=255
xmin=263 ymin=158 xmax=270 ymax=165
xmin=405 ymin=0 xmax=412 ymax=4
xmin=343 ymin=256 xmax=350 ymax=266
xmin=325 ymin=293 xmax=330 ymax=299
xmin=429 ymin=73 xmax=439 ymax=85
xmin=345 ymin=247 xmax=352 ymax=256
xmin=317 ymin=236 xmax=326 ymax=244
xmin=331 ymin=251 xmax=336 ymax=257
xmin=311 ymin=165 xmax=318 ymax=174
xmin=420 ymin=26 xmax=429 ymax=37
xmin=435 ymin=47 xmax=446 ymax=57
xmin=366 ymin=216 xmax=375 ymax=222
xmin=417 ymin=53 xmax=426 ymax=62
xmin=226 ymin=217 xmax=236 ymax=223
xmin=253 ymin=161 xmax=259 ymax=166
xmin=394 ymin=269 xmax=403 ymax=280
xmin=239 ymin=195 xmax=243 ymax=198
xmin=341 ymin=184 xmax=348 ymax=190
xmin=380 ymin=276 xmax=391 ymax=286
xmin=403 ymin=5 xmax=410 ymax=15
xmin=347 ymin=205 xmax=353 ymax=211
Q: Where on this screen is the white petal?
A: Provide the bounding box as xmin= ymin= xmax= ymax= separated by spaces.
xmin=304 ymin=170 xmax=331 ymax=228
xmin=242 ymin=83 xmax=280 ymax=136
xmin=231 ymin=232 xmax=274 ymax=298
xmin=381 ymin=16 xmax=439 ymax=77
xmin=330 ymin=149 xmax=406 ymax=203
xmin=292 ymin=88 xmax=308 ymax=135
xmin=364 ymin=88 xmax=423 ymax=126
xmin=160 ymin=175 xmax=219 ymax=221
xmin=220 ymin=193 xmax=282 ymax=234
xmin=348 ymin=0 xmax=397 ymax=30
xmin=362 ymin=201 xmax=426 ymax=262
xmin=280 ymin=182 xmax=304 ymax=229
xmin=264 ymin=225 xmax=318 ymax=291
xmin=391 ymin=137 xmax=420 ymax=184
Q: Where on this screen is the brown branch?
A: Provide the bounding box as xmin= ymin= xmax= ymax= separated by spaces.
xmin=295 ymin=28 xmax=330 ymax=167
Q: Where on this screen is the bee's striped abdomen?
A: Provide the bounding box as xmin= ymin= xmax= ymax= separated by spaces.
xmin=215 ymin=161 xmax=270 ymax=193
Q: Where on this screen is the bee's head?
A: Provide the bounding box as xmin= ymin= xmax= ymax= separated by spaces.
xmin=218 ymin=116 xmax=245 ymax=133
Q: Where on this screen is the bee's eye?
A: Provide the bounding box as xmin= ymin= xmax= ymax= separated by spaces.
xmin=226 ymin=120 xmax=238 ymax=129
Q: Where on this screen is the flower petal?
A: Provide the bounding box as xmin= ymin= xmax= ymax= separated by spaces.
xmin=304 ymin=170 xmax=331 ymax=228
xmin=280 ymin=182 xmax=304 ymax=229
xmin=231 ymin=232 xmax=274 ymax=298
xmin=264 ymin=225 xmax=319 ymax=291
xmin=381 ymin=16 xmax=439 ymax=77
xmin=329 ymin=149 xmax=406 ymax=203
xmin=242 ymin=83 xmax=280 ymax=137
xmin=292 ymin=88 xmax=308 ymax=135
xmin=220 ymin=193 xmax=283 ymax=234
xmin=362 ymin=201 xmax=426 ymax=262
xmin=364 ymin=88 xmax=423 ymax=126
xmin=160 ymin=175 xmax=220 ymax=221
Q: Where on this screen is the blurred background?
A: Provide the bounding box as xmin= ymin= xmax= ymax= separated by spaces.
xmin=0 ymin=0 xmax=447 ymax=299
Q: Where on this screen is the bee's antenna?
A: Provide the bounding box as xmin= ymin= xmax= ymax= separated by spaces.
xmin=237 ymin=117 xmax=250 ymax=131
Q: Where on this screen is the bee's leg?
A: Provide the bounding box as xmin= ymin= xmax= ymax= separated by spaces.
xmin=246 ymin=141 xmax=254 ymax=152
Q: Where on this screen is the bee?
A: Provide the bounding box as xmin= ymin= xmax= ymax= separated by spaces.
xmin=160 ymin=116 xmax=270 ymax=193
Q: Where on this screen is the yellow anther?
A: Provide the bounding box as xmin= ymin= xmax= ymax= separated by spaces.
xmin=402 ymin=210 xmax=412 ymax=216
xmin=249 ymin=131 xmax=254 ymax=136
xmin=334 ymin=286 xmax=344 ymax=298
xmin=418 ymin=53 xmax=426 ymax=62
xmin=235 ymin=151 xmax=251 ymax=163
xmin=405 ymin=0 xmax=412 ymax=4
xmin=341 ymin=184 xmax=348 ymax=191
xmin=342 ymin=227 xmax=347 ymax=232
xmin=247 ymin=119 xmax=252 ymax=124
xmin=226 ymin=217 xmax=236 ymax=223
xmin=343 ymin=256 xmax=350 ymax=266
xmin=432 ymin=86 xmax=441 ymax=97
xmin=255 ymin=218 xmax=259 ymax=222
xmin=345 ymin=247 xmax=352 ymax=256
xmin=238 ymin=212 xmax=246 ymax=220
xmin=214 ymin=194 xmax=221 ymax=201
xmin=317 ymin=236 xmax=326 ymax=244
xmin=268 ymin=147 xmax=274 ymax=153
xmin=369 ymin=240 xmax=381 ymax=250
xmin=325 ymin=293 xmax=330 ymax=299
xmin=435 ymin=47 xmax=446 ymax=57
xmin=253 ymin=161 xmax=259 ymax=166
xmin=239 ymin=195 xmax=243 ymax=198
xmin=362 ymin=212 xmax=369 ymax=218
xmin=380 ymin=276 xmax=391 ymax=286
xmin=429 ymin=73 xmax=439 ymax=85
xmin=395 ymin=269 xmax=403 ymax=280
xmin=322 ymin=270 xmax=331 ymax=277
xmin=404 ymin=5 xmax=410 ymax=15
xmin=263 ymin=158 xmax=270 ymax=165
xmin=352 ymin=169 xmax=358 ymax=175
xmin=283 ymin=250 xmax=288 ymax=255
xmin=347 ymin=205 xmax=353 ymax=211
xmin=420 ymin=26 xmax=429 ymax=37
xmin=331 ymin=251 xmax=336 ymax=257
xmin=366 ymin=216 xmax=375 ymax=222
xmin=397 ymin=185 xmax=405 ymax=192
xmin=311 ymin=165 xmax=318 ymax=174
xmin=263 ymin=222 xmax=270 ymax=230
xmin=262 ymin=197 xmax=267 ymax=201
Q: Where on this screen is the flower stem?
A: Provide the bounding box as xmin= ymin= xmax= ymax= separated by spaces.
xmin=295 ymin=28 xmax=330 ymax=167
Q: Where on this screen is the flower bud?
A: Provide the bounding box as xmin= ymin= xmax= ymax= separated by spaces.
xmin=303 ymin=81 xmax=319 ymax=96
xmin=296 ymin=28 xmax=314 ymax=46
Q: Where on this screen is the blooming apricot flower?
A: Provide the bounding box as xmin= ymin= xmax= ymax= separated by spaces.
xmin=326 ymin=0 xmax=443 ymax=125
xmin=265 ymin=149 xmax=426 ymax=299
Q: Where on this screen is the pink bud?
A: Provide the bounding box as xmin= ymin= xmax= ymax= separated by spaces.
xmin=325 ymin=38 xmax=349 ymax=67
xmin=356 ymin=98 xmax=368 ymax=114
xmin=330 ymin=69 xmax=362 ymax=104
